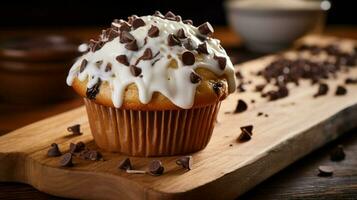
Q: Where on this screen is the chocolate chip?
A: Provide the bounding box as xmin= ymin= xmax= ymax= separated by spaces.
xmin=87 ymin=150 xmax=102 ymax=161
xmin=86 ymin=79 xmax=102 ymax=100
xmin=197 ymin=42 xmax=209 ymax=54
xmin=183 ymin=19 xmax=193 ymax=25
xmin=330 ymin=145 xmax=345 ymax=161
xmin=119 ymin=21 xmax=132 ymax=32
xmin=184 ymin=38 xmax=196 ymax=50
xmin=234 ymin=99 xmax=248 ymax=113
xmin=69 ymin=141 xmax=85 ymax=154
xmin=335 ymin=85 xmax=347 ymax=96
xmin=67 ymin=124 xmax=82 ymax=135
xmin=105 ymin=63 xmax=112 ymax=72
xmin=237 ymin=82 xmax=245 ymax=92
xmin=214 ymin=55 xmax=226 ymax=70
xmin=318 ymin=165 xmax=334 ymax=177
xmin=125 ymin=39 xmax=138 ymax=51
xmin=198 ymin=22 xmax=214 ymax=36
xmin=176 ymin=28 xmax=187 ymax=39
xmin=116 ymin=55 xmax=130 ymax=66
xmin=182 ymin=51 xmax=195 ymax=65
xmin=118 ymin=158 xmax=133 ymax=170
xmin=255 ymin=84 xmax=265 ymax=92
xmin=120 ymin=31 xmax=135 ymax=43
xmin=257 ymin=112 xmax=263 ymax=116
xmin=237 ymin=125 xmax=253 ymax=142
xmin=313 ymin=83 xmax=329 ymax=98
xmin=47 ymin=143 xmax=62 ymax=157
xmin=130 ymin=65 xmax=142 ymax=77
xmin=165 ymin=11 xmax=176 ymax=20
xmin=345 ymin=77 xmax=357 ymax=84
xmin=79 ymin=59 xmax=88 ymax=73
xmin=190 ymin=72 xmax=201 ymax=84
xmin=175 ymin=15 xmax=182 ymax=22
xmin=106 ymin=29 xmax=120 ymax=41
xmin=154 ymin=11 xmax=164 ymax=18
xmin=167 ymin=34 xmax=181 ymax=46
xmin=148 ymin=25 xmax=160 ymax=38
xmin=148 ymin=160 xmax=164 ymax=176
xmin=141 ymin=48 xmax=153 ymax=60
xmin=251 ymin=99 xmax=255 ymax=103
xmin=95 ymin=60 xmax=103 ymax=68
xmin=89 ymin=39 xmax=104 ymax=52
xmin=127 ymin=15 xmax=138 ymax=25
xmin=213 ymin=81 xmax=224 ymax=96
xmin=132 ymin=18 xmax=146 ymax=29
xmin=60 ymin=153 xmax=73 ymax=167
xmin=176 ymin=156 xmax=193 ymax=170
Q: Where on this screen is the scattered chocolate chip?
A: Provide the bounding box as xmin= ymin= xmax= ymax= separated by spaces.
xmin=104 ymin=29 xmax=120 ymax=41
xmin=67 ymin=124 xmax=82 ymax=135
xmin=330 ymin=145 xmax=346 ymax=161
xmin=190 ymin=72 xmax=201 ymax=84
xmin=251 ymin=99 xmax=255 ymax=103
xmin=154 ymin=11 xmax=164 ymax=18
xmin=69 ymin=142 xmax=85 ymax=154
xmin=125 ymin=39 xmax=139 ymax=51
xmin=184 ymin=38 xmax=196 ymax=50
xmin=198 ymin=22 xmax=214 ymax=36
xmin=264 ymin=114 xmax=269 ymax=117
xmin=255 ymin=84 xmax=265 ymax=92
xmin=229 ymin=144 xmax=233 ymax=147
xmin=118 ymin=158 xmax=133 ymax=170
xmin=183 ymin=19 xmax=193 ymax=25
xmin=130 ymin=65 xmax=142 ymax=77
xmin=237 ymin=125 xmax=253 ymax=142
xmin=86 ymin=79 xmax=102 ymax=100
xmin=214 ymin=55 xmax=226 ymax=70
xmin=335 ymin=85 xmax=347 ymax=96
xmin=237 ymin=82 xmax=245 ymax=92
xmin=148 ymin=160 xmax=164 ymax=176
xmin=148 ymin=25 xmax=160 ymax=38
xmin=234 ymin=99 xmax=248 ymax=113
xmin=89 ymin=39 xmax=104 ymax=52
xmin=132 ymin=18 xmax=146 ymax=29
xmin=120 ymin=31 xmax=135 ymax=43
xmin=176 ymin=156 xmax=193 ymax=170
xmin=87 ymin=150 xmax=102 ymax=161
xmin=167 ymin=34 xmax=181 ymax=46
xmin=105 ymin=63 xmax=112 ymax=72
xmin=176 ymin=28 xmax=187 ymax=39
xmin=257 ymin=112 xmax=263 ymax=117
xmin=318 ymin=165 xmax=334 ymax=177
xmin=116 ymin=55 xmax=130 ymax=66
xmin=345 ymin=77 xmax=357 ymax=84
xmin=47 ymin=143 xmax=62 ymax=157
xmin=197 ymin=42 xmax=209 ymax=54
xmin=79 ymin=59 xmax=88 ymax=73
xmin=141 ymin=48 xmax=153 ymax=60
xmin=119 ymin=21 xmax=131 ymax=32
xmin=60 ymin=153 xmax=73 ymax=167
xmin=165 ymin=11 xmax=176 ymax=20
xmin=313 ymin=83 xmax=329 ymax=98
xmin=182 ymin=51 xmax=195 ymax=65
xmin=127 ymin=15 xmax=138 ymax=24
xmin=213 ymin=81 xmax=224 ymax=96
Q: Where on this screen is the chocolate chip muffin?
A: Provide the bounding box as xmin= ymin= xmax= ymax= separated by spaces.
xmin=67 ymin=11 xmax=236 ymax=156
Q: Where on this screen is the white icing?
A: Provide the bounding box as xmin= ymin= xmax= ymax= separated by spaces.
xmin=67 ymin=15 xmax=236 ymax=109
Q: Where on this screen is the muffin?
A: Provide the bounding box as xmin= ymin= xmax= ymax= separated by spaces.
xmin=67 ymin=11 xmax=236 ymax=156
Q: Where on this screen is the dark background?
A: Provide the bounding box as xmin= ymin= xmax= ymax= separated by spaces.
xmin=0 ymin=0 xmax=355 ymax=28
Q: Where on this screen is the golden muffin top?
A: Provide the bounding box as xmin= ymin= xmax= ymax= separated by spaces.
xmin=67 ymin=11 xmax=236 ymax=109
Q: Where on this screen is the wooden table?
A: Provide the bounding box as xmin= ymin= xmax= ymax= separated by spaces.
xmin=1 ymin=26 xmax=357 ymax=199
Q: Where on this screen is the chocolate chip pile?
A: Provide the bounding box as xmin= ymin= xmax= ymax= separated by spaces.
xmin=236 ymin=43 xmax=357 ymax=101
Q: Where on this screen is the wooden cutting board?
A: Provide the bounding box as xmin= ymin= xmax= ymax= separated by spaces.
xmin=1 ymin=36 xmax=357 ymax=200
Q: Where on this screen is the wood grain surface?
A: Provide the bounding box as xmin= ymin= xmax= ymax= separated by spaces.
xmin=0 ymin=35 xmax=356 ymax=199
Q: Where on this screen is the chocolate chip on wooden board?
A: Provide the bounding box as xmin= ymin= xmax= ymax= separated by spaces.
xmin=60 ymin=153 xmax=73 ymax=167
xmin=148 ymin=160 xmax=165 ymax=176
xmin=176 ymin=156 xmax=193 ymax=170
xmin=79 ymin=149 xmax=103 ymax=161
xmin=318 ymin=165 xmax=334 ymax=177
xmin=118 ymin=158 xmax=133 ymax=170
xmin=237 ymin=125 xmax=253 ymax=142
xmin=67 ymin=124 xmax=82 ymax=135
xmin=330 ymin=145 xmax=346 ymax=161
xmin=335 ymin=85 xmax=347 ymax=96
xmin=69 ymin=142 xmax=85 ymax=154
xmin=47 ymin=143 xmax=62 ymax=157
xmin=234 ymin=99 xmax=248 ymax=113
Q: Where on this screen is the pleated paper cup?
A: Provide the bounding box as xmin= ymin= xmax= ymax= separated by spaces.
xmin=83 ymin=98 xmax=221 ymax=157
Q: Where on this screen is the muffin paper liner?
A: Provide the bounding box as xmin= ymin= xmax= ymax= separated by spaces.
xmin=84 ymin=98 xmax=221 ymax=157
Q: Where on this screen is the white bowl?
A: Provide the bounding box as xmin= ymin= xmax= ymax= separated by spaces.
xmin=225 ymin=0 xmax=330 ymax=53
